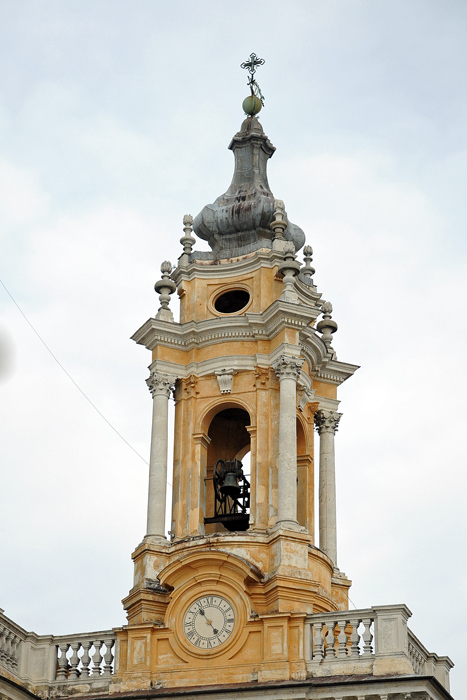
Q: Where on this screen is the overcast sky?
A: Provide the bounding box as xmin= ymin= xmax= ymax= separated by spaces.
xmin=1 ymin=1 xmax=466 ymax=696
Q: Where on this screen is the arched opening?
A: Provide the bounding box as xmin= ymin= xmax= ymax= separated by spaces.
xmin=297 ymin=416 xmax=314 ymax=537
xmin=204 ymin=407 xmax=251 ymax=533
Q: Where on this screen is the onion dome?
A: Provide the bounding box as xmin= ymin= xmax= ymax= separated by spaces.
xmin=193 ymin=116 xmax=305 ymax=257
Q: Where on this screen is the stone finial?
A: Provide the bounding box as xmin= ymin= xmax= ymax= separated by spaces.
xmin=283 ymin=241 xmax=296 ymax=257
xmin=154 ymin=261 xmax=176 ymax=322
xmin=317 ymin=300 xmax=338 ymax=350
xmin=271 ymin=199 xmax=287 ymax=250
xmin=302 ymin=245 xmax=316 ymax=285
xmin=277 ymin=241 xmax=301 ymax=303
xmin=179 ymin=214 xmax=195 ymax=267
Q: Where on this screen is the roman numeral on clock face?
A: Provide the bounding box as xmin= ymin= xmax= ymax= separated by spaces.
xmin=183 ymin=596 xmax=235 ymax=648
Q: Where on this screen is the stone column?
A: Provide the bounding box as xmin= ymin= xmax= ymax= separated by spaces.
xmin=314 ymin=409 xmax=342 ymax=565
xmin=273 ymin=355 xmax=304 ymax=528
xmin=145 ymin=371 xmax=176 ymax=542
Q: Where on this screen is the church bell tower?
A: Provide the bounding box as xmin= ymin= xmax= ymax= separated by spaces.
xmin=113 ymin=56 xmax=358 ymax=691
xmin=0 ymin=55 xmax=454 ymax=700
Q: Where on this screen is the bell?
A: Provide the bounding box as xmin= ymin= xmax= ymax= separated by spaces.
xmin=220 ymin=471 xmax=241 ymax=498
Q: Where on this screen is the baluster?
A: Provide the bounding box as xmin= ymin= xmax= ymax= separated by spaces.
xmin=68 ymin=641 xmax=81 ymax=679
xmin=349 ymin=617 xmax=361 ymax=658
xmin=304 ymin=622 xmax=312 ymax=661
xmin=312 ymin=623 xmax=324 ymax=661
xmin=325 ymin=620 xmax=337 ymax=658
xmin=80 ymin=640 xmax=92 ymax=677
xmin=361 ymin=617 xmax=374 ymax=655
xmin=10 ymin=635 xmax=20 ymax=668
xmin=337 ymin=619 xmax=348 ymax=658
xmin=5 ymin=631 xmax=13 ymax=667
xmin=56 ymin=643 xmax=70 ymax=680
xmin=102 ymin=638 xmax=114 ymax=677
xmin=91 ymin=640 xmax=103 ymax=676
xmin=0 ymin=625 xmax=6 ymax=663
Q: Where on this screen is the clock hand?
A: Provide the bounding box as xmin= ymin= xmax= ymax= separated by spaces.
xmin=204 ymin=618 xmax=219 ymax=635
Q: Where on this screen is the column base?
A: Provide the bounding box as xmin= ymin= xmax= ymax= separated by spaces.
xmin=144 ymin=534 xmax=169 ymax=546
xmin=273 ymin=519 xmax=302 ymax=532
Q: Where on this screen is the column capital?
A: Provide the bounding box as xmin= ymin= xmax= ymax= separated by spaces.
xmin=273 ymin=354 xmax=304 ymax=381
xmin=314 ymin=409 xmax=342 ymax=435
xmin=146 ymin=371 xmax=176 ymax=398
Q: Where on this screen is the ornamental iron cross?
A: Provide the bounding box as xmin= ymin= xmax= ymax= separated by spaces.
xmin=240 ymin=53 xmax=265 ymax=104
xmin=241 ymin=53 xmax=265 ymax=77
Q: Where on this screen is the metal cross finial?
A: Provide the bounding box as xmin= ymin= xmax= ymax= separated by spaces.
xmin=241 ymin=53 xmax=265 ymax=77
xmin=240 ymin=53 xmax=265 ymax=105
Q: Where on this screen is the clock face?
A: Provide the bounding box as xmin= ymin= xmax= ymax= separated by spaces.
xmin=183 ymin=595 xmax=235 ymax=649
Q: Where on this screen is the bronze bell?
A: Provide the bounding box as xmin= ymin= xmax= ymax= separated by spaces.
xmin=220 ymin=471 xmax=241 ymax=498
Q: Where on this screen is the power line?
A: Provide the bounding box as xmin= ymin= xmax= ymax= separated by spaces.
xmin=1 ymin=278 xmax=150 ymax=467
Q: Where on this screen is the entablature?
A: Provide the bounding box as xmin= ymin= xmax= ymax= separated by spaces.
xmin=314 ymin=358 xmax=360 ymax=385
xmin=132 ymin=300 xmax=322 ymax=353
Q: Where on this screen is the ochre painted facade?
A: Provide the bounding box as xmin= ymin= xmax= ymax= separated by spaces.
xmin=111 ymin=115 xmax=358 ymax=692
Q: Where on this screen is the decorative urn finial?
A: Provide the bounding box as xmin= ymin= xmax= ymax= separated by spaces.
xmin=317 ymin=301 xmax=338 ymax=350
xmin=154 ymin=261 xmax=176 ymax=322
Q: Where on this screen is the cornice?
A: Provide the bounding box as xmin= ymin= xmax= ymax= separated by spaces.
xmin=172 ymin=248 xmax=284 ymax=284
xmin=172 ymin=249 xmax=322 ymax=309
xmin=132 ymin=300 xmax=321 ymax=353
xmin=299 ymin=327 xmax=329 ymax=373
xmin=314 ymin=358 xmax=360 ymax=385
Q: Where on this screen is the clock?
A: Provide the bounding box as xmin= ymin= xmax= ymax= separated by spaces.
xmin=183 ymin=595 xmax=235 ymax=649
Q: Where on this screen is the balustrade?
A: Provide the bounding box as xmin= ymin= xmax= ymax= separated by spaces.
xmin=408 ymin=632 xmax=427 ymax=675
xmin=0 ymin=609 xmax=116 ymax=694
xmin=308 ymin=611 xmax=374 ymax=661
xmin=0 ymin=623 xmax=22 ymax=673
xmin=305 ymin=604 xmax=452 ymax=693
xmin=0 ymin=607 xmax=452 ymax=696
xmin=55 ymin=635 xmax=116 ymax=681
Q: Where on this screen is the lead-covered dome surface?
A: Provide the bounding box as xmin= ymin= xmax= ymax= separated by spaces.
xmin=193 ymin=117 xmax=305 ymax=256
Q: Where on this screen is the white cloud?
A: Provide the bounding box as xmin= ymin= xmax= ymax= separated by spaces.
xmin=0 ymin=2 xmax=466 ymax=695
xmin=0 ymin=160 xmax=49 ymax=229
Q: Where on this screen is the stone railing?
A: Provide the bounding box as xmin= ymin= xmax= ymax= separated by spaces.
xmin=1 ymin=606 xmax=454 ymax=697
xmin=0 ymin=610 xmax=116 ymax=697
xmin=0 ymin=617 xmax=23 ymax=676
xmin=305 ymin=604 xmax=453 ymax=693
xmin=54 ymin=633 xmax=116 ymax=682
xmin=407 ymin=627 xmax=453 ymax=690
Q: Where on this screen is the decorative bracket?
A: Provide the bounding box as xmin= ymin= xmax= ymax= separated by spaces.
xmin=215 ymin=368 xmax=237 ymax=394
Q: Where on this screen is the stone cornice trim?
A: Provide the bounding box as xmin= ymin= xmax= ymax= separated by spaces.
xmin=314 ymin=358 xmax=360 ymax=385
xmin=192 ymin=432 xmax=211 ymax=449
xmin=172 ymin=247 xmax=285 ymax=283
xmin=132 ymin=301 xmax=321 ymax=353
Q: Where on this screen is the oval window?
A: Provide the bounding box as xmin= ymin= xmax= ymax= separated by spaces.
xmin=214 ymin=289 xmax=250 ymax=314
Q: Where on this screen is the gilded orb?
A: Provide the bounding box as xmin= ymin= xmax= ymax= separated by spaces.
xmin=242 ymin=95 xmax=262 ymax=116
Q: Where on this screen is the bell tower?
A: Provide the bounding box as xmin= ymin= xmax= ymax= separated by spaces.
xmin=113 ymin=59 xmax=358 ymax=691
